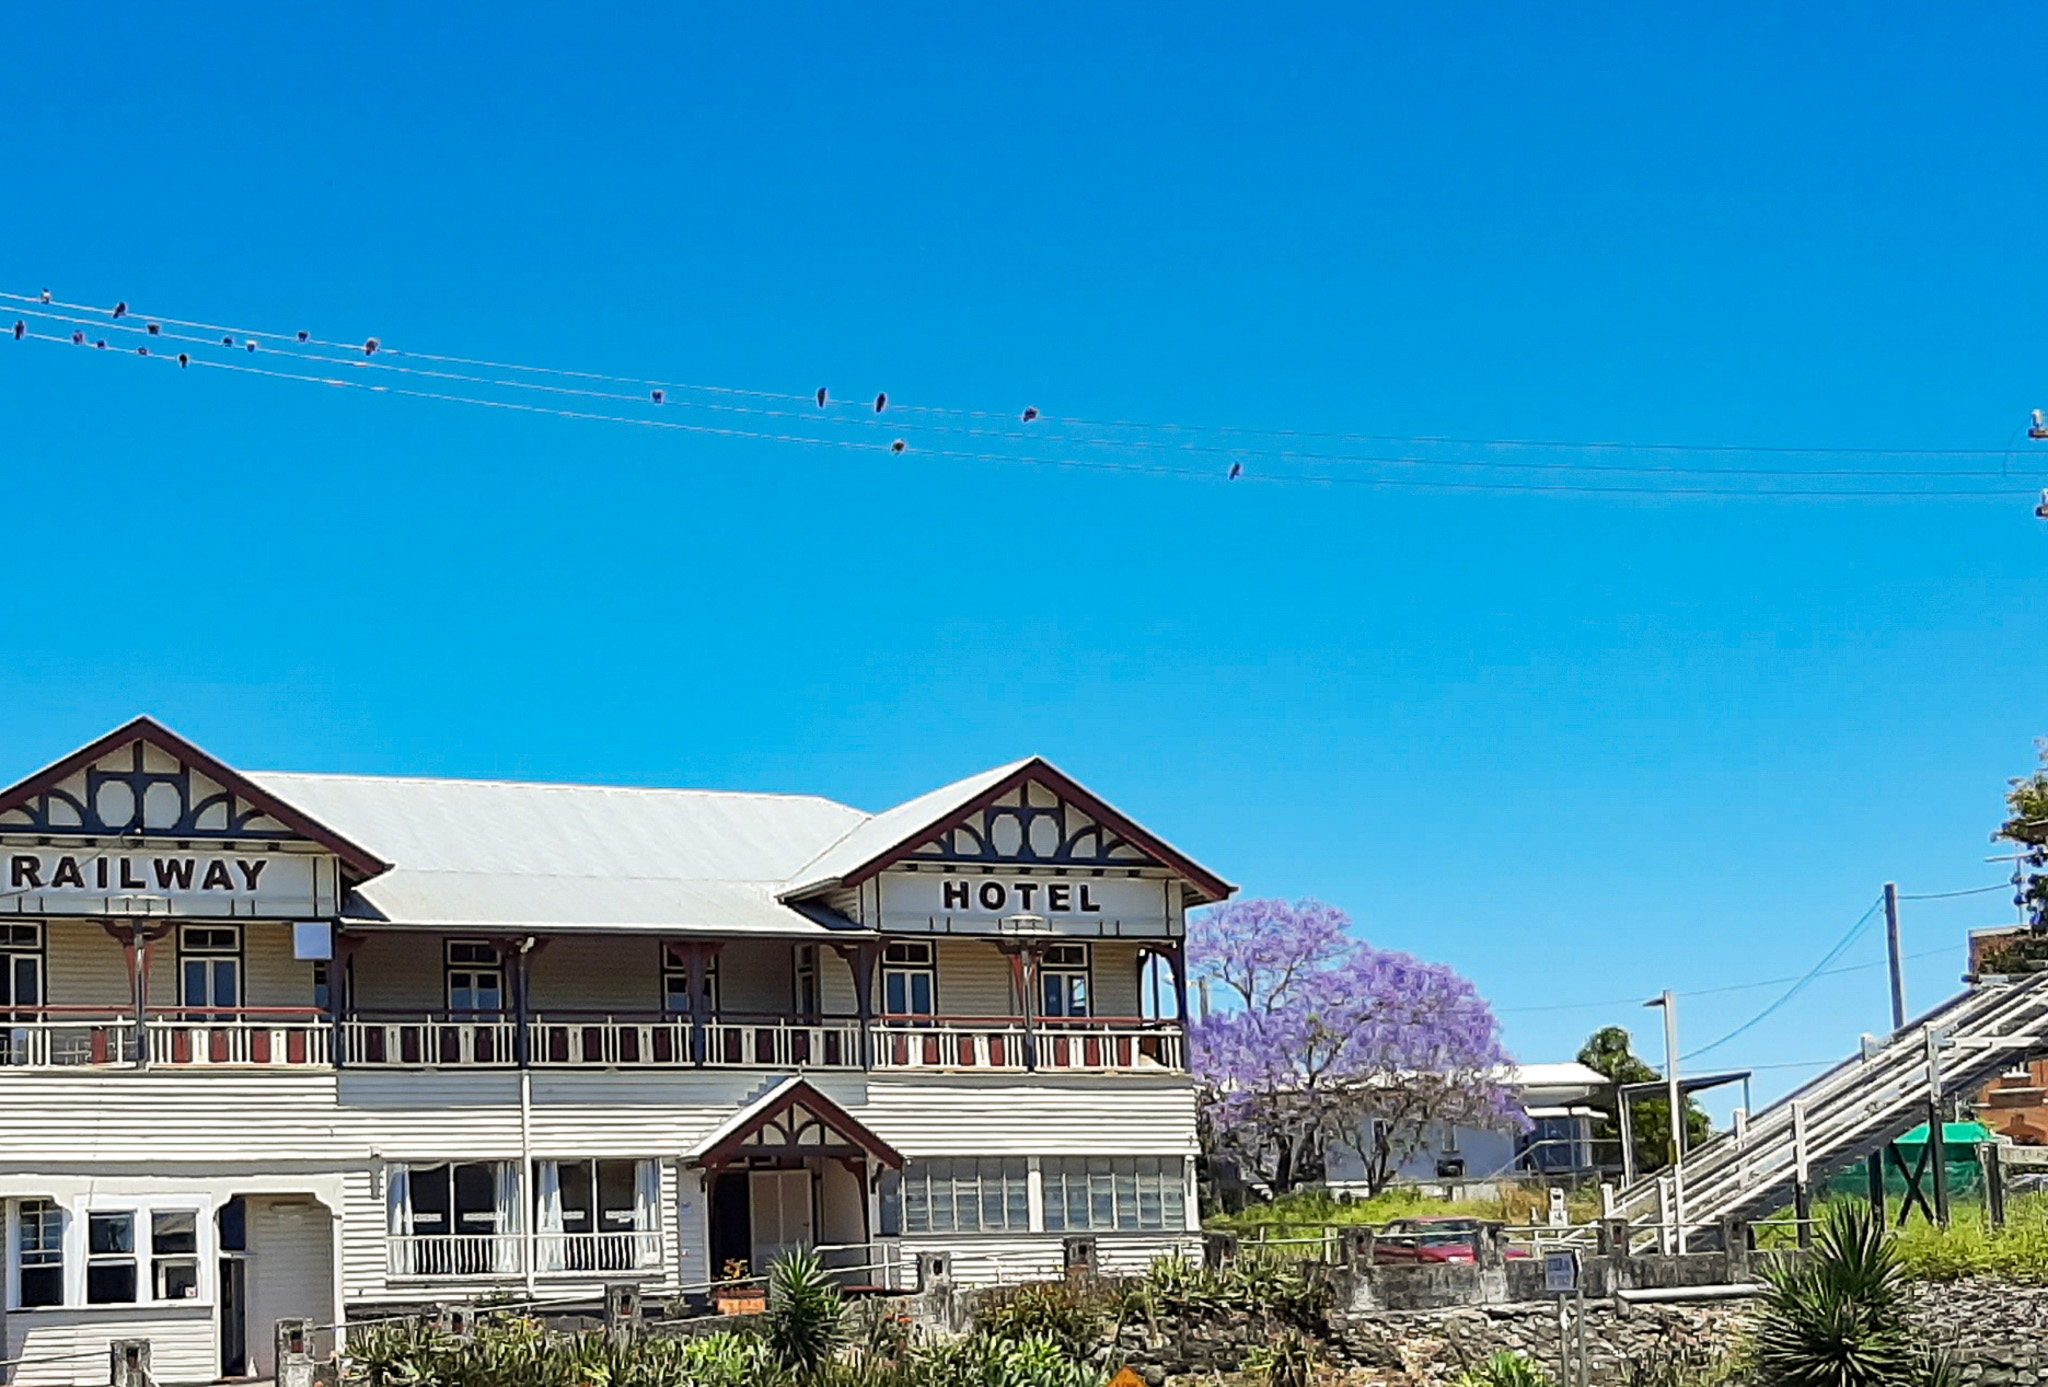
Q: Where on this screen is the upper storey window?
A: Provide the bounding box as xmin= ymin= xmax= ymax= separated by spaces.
xmin=1039 ymin=943 xmax=1091 ymax=1018
xmin=445 ymin=941 xmax=504 ymax=1014
xmin=661 ymin=954 xmax=719 ymax=1014
xmin=179 ymin=926 xmax=240 ymax=1011
xmin=882 ymin=941 xmax=935 ymax=1017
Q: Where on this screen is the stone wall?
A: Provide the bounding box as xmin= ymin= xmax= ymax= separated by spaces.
xmin=1104 ymin=1280 xmax=2048 ymax=1384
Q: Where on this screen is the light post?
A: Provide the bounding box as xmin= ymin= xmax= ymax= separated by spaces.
xmin=1645 ymin=991 xmax=1684 ymax=1251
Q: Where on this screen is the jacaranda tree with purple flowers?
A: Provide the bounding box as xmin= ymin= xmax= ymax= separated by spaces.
xmin=1188 ymin=898 xmax=1522 ymax=1196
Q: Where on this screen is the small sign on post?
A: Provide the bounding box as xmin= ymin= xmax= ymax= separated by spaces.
xmin=1544 ymin=1249 xmax=1580 ymax=1295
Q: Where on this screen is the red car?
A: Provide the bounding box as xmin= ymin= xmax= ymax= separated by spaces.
xmin=1371 ymin=1217 xmax=1531 ymax=1264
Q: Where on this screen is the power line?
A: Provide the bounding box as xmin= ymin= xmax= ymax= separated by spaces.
xmin=1899 ymin=883 xmax=2010 ymax=900
xmin=1496 ymin=943 xmax=1961 ymax=1015
xmin=1681 ymin=896 xmax=1888 ymax=1062
xmin=9 ymin=289 xmax=2048 ymax=497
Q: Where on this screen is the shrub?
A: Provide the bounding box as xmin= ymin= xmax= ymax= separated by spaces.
xmin=1752 ymin=1202 xmax=1950 ymax=1387
xmin=1452 ymin=1352 xmax=1554 ymax=1387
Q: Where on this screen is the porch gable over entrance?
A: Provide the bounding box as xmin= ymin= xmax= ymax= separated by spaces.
xmin=687 ymin=1077 xmax=903 ymax=1169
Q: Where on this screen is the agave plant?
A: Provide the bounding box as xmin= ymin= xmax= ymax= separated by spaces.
xmin=766 ymin=1249 xmax=848 ymax=1378
xmin=1752 ymin=1201 xmax=1947 ymax=1387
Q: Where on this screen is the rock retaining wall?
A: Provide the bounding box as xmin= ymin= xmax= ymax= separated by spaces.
xmin=1104 ymin=1280 xmax=2048 ymax=1384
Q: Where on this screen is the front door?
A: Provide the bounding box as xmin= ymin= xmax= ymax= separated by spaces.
xmin=219 ymin=1257 xmax=248 ymax=1377
xmin=749 ymin=1170 xmax=814 ymax=1274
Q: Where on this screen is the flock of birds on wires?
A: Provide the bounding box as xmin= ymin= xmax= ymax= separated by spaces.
xmin=7 ymin=286 xmax=2048 ymax=509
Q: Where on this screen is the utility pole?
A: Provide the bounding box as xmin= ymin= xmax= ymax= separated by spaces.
xmin=1884 ymin=882 xmax=1907 ymax=1032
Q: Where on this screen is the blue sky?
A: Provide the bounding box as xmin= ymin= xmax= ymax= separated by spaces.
xmin=3 ymin=4 xmax=2045 ymax=1114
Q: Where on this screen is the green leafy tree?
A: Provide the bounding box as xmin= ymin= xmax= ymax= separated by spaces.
xmin=2000 ymin=741 xmax=2048 ymax=932
xmin=1576 ymin=1026 xmax=1711 ymax=1176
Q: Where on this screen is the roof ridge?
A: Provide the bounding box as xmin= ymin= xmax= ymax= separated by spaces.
xmin=248 ymin=769 xmax=858 ymax=807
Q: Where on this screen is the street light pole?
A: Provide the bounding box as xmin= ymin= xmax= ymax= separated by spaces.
xmin=1645 ymin=991 xmax=1685 ymax=1251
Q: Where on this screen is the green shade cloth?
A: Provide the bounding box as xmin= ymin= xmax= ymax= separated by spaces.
xmin=1892 ymin=1122 xmax=1995 ymax=1148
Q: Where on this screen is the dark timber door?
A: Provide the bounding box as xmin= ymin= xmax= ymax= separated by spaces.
xmin=709 ymin=1171 xmax=752 ymax=1280
xmin=219 ymin=1257 xmax=248 ymax=1376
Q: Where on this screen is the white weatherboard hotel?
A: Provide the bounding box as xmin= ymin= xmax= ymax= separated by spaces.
xmin=0 ymin=719 xmax=1230 ymax=1384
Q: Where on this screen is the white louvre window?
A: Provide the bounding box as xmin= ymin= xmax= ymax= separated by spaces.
xmin=1041 ymin=1157 xmax=1186 ymax=1232
xmin=87 ymin=1212 xmax=138 ymax=1304
xmin=884 ymin=1158 xmax=1029 ymax=1235
xmin=16 ymin=1199 xmax=62 ymax=1308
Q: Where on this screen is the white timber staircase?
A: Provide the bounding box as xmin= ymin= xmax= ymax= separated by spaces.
xmin=1590 ymin=971 xmax=2048 ymax=1250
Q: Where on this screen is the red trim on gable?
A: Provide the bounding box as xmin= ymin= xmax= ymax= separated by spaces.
xmin=693 ymin=1079 xmax=904 ymax=1170
xmin=835 ymin=758 xmax=1234 ymax=904
xmin=0 ymin=716 xmax=391 ymax=881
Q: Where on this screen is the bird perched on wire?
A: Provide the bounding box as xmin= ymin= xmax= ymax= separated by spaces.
xmin=816 ymin=387 xmax=828 ymax=409
xmin=650 ymin=389 xmax=665 ymax=404
xmin=1228 ymin=462 xmax=1243 ymax=480
xmin=246 ymin=341 xmax=257 ymax=353
xmin=2037 ymin=488 xmax=2048 ymax=520
xmin=10 ymin=321 xmax=22 ymax=341
xmin=2031 ymin=409 xmax=2048 ymax=441
xmin=221 ymin=336 xmax=234 ymax=347
xmin=363 ymin=338 xmax=380 ymax=357
xmin=112 ymin=301 xmax=128 ymax=319
xmin=38 ymin=289 xmax=50 ymax=304
xmin=1022 ymin=407 xmax=1040 ymax=423
xmin=874 ymin=392 xmax=887 ymax=413
xmin=71 ymin=331 xmax=84 ymax=345
xmin=177 ymin=353 xmax=190 ymax=368
xmin=891 ymin=439 xmax=907 ymax=454
xmin=296 ymin=330 xmax=310 ymax=343
xmin=146 ymin=323 xmax=160 ymax=336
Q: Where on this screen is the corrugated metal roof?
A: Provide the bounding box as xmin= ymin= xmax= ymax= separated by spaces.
xmin=248 ymin=772 xmax=872 ymax=935
xmin=778 ymin=759 xmax=1033 ymax=899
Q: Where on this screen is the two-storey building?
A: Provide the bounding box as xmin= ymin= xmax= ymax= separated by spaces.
xmin=0 ymin=719 xmax=1229 ymax=1385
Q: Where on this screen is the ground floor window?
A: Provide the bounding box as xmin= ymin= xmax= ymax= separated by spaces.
xmin=87 ymin=1211 xmax=138 ymax=1304
xmin=1042 ymin=1157 xmax=1186 ymax=1233
xmin=533 ymin=1159 xmax=659 ymax=1271
xmin=884 ymin=1158 xmax=1030 ymax=1235
xmin=16 ymin=1199 xmax=62 ymax=1308
xmin=151 ymin=1211 xmax=200 ymax=1300
xmin=388 ymin=1161 xmax=521 ymax=1276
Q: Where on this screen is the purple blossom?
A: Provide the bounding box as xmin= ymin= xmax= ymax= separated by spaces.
xmin=1189 ymin=898 xmax=1522 ymax=1195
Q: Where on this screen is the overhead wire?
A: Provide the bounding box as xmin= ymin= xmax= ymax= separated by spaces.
xmin=1680 ymin=896 xmax=1889 ymax=1062
xmin=8 ymin=289 xmax=2048 ymax=496
xmin=1899 ymin=883 xmax=2010 ymax=900
xmin=1495 ymin=943 xmax=1961 ymax=1015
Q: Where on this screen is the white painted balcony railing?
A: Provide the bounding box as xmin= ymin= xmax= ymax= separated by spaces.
xmin=0 ymin=1009 xmax=328 ymax=1069
xmin=1035 ymin=1020 xmax=1185 ymax=1073
xmin=388 ymin=1231 xmax=662 ymax=1279
xmin=142 ymin=1013 xmax=333 ymax=1067
xmin=528 ymin=1015 xmax=691 ymax=1067
xmin=871 ymin=1018 xmax=1183 ymax=1072
xmin=343 ymin=1015 xmax=518 ymax=1067
xmin=702 ymin=1016 xmax=861 ymax=1070
xmin=872 ymin=1018 xmax=1031 ymax=1070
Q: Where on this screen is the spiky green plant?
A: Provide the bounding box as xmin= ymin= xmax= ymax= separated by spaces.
xmin=766 ymin=1250 xmax=847 ymax=1379
xmin=1452 ymin=1351 xmax=1555 ymax=1387
xmin=1753 ymin=1201 xmax=1951 ymax=1387
xmin=1243 ymin=1328 xmax=1320 ymax=1387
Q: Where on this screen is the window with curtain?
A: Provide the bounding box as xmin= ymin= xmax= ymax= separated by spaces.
xmin=880 ymin=1158 xmax=1029 ymax=1235
xmin=532 ymin=1159 xmax=660 ymax=1272
xmin=394 ymin=1162 xmax=521 ymax=1275
xmin=1041 ymin=1157 xmax=1185 ymax=1233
